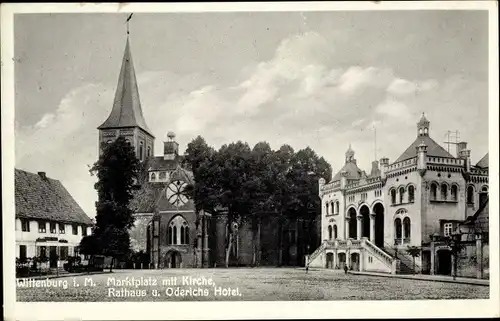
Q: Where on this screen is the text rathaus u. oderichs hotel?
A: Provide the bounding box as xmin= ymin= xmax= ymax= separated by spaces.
xmin=309 ymin=114 xmax=489 ymax=277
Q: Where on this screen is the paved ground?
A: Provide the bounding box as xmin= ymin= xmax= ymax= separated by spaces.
xmin=16 ymin=268 xmax=489 ymax=302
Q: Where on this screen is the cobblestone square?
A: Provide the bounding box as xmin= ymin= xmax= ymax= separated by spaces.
xmin=16 ymin=268 xmax=489 ymax=302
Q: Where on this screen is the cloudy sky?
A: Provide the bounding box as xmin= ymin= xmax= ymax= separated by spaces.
xmin=14 ymin=11 xmax=489 ymax=217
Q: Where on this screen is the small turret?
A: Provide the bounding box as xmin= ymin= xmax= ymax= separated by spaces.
xmin=340 ymin=170 xmax=349 ymax=189
xmin=417 ymin=141 xmax=428 ymax=170
xmin=318 ymin=177 xmax=326 ymax=195
xmin=379 ymin=157 xmax=389 ymax=179
xmin=345 ymin=144 xmax=356 ymax=164
xmin=417 ymin=113 xmax=430 ymax=137
xmin=163 ymin=131 xmax=179 ymax=160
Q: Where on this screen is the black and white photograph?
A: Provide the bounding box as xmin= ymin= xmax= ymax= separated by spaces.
xmin=2 ymin=2 xmax=499 ymax=320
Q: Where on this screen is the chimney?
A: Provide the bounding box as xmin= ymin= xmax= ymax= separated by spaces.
xmin=164 ymin=131 xmax=179 ymax=161
xmin=37 ymin=172 xmax=47 ymax=180
xmin=456 ymin=142 xmax=468 ymax=158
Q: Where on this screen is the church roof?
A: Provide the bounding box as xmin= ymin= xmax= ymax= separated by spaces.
xmin=15 ymin=169 xmax=92 ymax=225
xmin=331 ymin=161 xmax=364 ymax=182
xmin=98 ymin=38 xmax=154 ymax=137
xmin=476 ymin=153 xmax=489 ymax=168
xmin=395 ymin=135 xmax=453 ymax=162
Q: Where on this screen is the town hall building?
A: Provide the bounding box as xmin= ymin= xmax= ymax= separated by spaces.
xmin=309 ymin=114 xmax=489 ymax=278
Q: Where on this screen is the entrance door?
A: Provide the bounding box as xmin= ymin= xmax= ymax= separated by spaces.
xmin=326 ymin=253 xmax=334 ymax=269
xmin=338 ymin=253 xmax=346 ymax=270
xmin=167 ymin=251 xmax=182 ymax=268
xmin=49 ymin=246 xmax=58 ymax=268
xmin=350 ymin=253 xmax=360 ymax=271
xmin=437 ymin=250 xmax=452 ymax=275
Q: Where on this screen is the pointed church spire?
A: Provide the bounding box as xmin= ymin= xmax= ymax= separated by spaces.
xmin=98 ymin=37 xmax=154 ymax=137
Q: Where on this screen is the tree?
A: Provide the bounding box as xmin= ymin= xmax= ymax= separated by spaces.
xmin=406 ymin=246 xmax=421 ymax=275
xmin=99 ymin=226 xmax=132 ymax=272
xmin=85 ymin=137 xmax=140 ymax=272
xmin=183 ymin=137 xmax=332 ymax=268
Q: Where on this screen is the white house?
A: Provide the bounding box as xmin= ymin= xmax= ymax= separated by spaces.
xmin=15 ymin=169 xmax=93 ymax=268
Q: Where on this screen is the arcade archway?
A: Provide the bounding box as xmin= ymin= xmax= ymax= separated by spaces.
xmin=373 ymin=203 xmax=385 ymax=248
xmin=360 ymin=205 xmax=370 ymax=239
xmin=348 ymin=208 xmax=357 ymax=239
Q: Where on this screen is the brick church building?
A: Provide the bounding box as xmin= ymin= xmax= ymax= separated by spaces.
xmin=97 ymin=37 xmax=316 ymax=268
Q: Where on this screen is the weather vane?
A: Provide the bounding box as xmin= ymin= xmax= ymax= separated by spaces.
xmin=126 ymin=13 xmax=134 ymax=35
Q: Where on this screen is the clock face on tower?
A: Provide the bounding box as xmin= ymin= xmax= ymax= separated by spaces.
xmin=166 ymin=180 xmax=189 ymax=207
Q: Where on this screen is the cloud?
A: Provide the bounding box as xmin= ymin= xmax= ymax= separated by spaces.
xmin=15 ymin=31 xmax=488 ymax=216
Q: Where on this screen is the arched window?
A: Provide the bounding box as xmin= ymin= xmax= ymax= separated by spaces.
xmin=408 ymin=185 xmax=415 ymax=203
xmin=151 ymin=173 xmax=156 ymax=181
xmin=479 ymin=185 xmax=488 ymax=205
xmin=399 ymin=187 xmax=405 ymax=203
xmin=430 ymin=183 xmax=437 ymax=201
xmin=394 ymin=218 xmax=402 ymax=241
xmin=335 ymin=201 xmax=340 ymax=215
xmin=451 ymin=185 xmax=458 ymax=201
xmin=139 ymin=141 xmax=144 ymax=161
xmin=168 ymin=226 xmax=174 ymax=244
xmin=147 ymin=146 xmax=151 ymax=158
xmin=328 ymin=225 xmax=333 ymax=240
xmin=403 ymin=217 xmax=411 ymax=241
xmin=159 ymin=172 xmax=167 ymax=180
xmin=467 ymin=185 xmax=474 ymax=204
xmin=333 ymin=225 xmax=338 ymax=239
xmin=168 ymin=216 xmax=189 ymax=245
xmin=325 ymin=203 xmax=330 ymax=215
xmin=184 ymin=223 xmax=189 ymax=244
xmin=441 ymin=184 xmax=448 ymax=200
xmin=391 ymin=189 xmax=396 ymax=204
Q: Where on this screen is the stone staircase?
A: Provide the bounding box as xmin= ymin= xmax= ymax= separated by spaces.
xmin=380 ymin=244 xmax=420 ymax=274
xmin=307 ymin=238 xmax=420 ymax=275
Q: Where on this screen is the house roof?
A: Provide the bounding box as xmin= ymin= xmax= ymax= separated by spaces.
xmin=131 ymin=160 xmax=195 ymax=213
xmin=15 ymin=169 xmax=93 ymax=225
xmin=395 ymin=135 xmax=453 ymax=162
xmin=97 ymin=38 xmax=153 ymax=137
xmin=462 ymin=196 xmax=489 ymax=228
xmin=476 ymin=153 xmax=489 ymax=168
xmin=331 ymin=161 xmax=364 ymax=182
xmin=148 ymin=155 xmax=186 ymax=171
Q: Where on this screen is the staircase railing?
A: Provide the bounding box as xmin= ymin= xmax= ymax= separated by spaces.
xmin=363 ymin=239 xmax=394 ymax=268
xmin=383 ymin=241 xmax=421 ymax=273
xmin=308 ymin=241 xmax=327 ymax=264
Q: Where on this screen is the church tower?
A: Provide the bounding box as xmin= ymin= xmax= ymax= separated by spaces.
xmin=97 ymin=37 xmax=155 ymax=161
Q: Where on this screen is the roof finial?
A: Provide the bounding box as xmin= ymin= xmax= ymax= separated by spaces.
xmin=126 ymin=13 xmax=133 ymax=36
